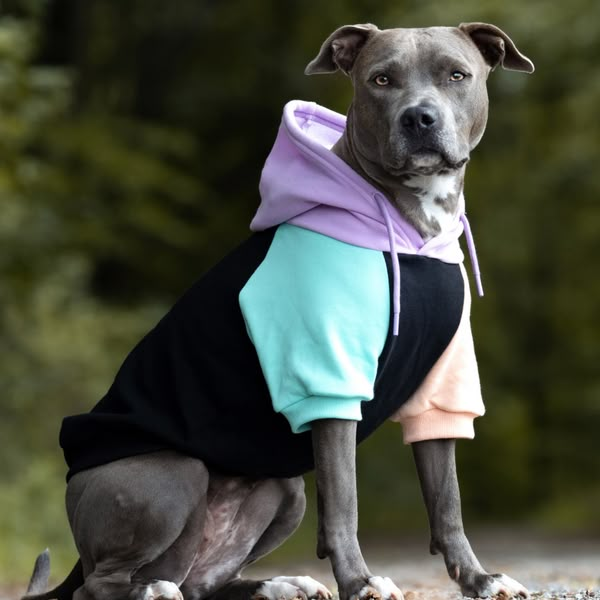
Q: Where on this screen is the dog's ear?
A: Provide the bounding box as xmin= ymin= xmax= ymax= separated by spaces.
xmin=459 ymin=22 xmax=535 ymax=73
xmin=305 ymin=24 xmax=380 ymax=76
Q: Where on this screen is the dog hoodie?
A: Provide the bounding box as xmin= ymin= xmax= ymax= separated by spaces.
xmin=60 ymin=101 xmax=485 ymax=481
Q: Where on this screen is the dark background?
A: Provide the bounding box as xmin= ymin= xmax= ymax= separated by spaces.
xmin=1 ymin=0 xmax=599 ymax=582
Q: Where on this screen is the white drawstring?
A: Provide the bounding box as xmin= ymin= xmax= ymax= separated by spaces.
xmin=460 ymin=213 xmax=484 ymax=297
xmin=375 ymin=196 xmax=484 ymax=338
xmin=374 ymin=193 xmax=401 ymax=336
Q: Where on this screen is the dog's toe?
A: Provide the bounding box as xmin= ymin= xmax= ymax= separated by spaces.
xmin=487 ymin=574 xmax=530 ymax=599
xmin=354 ymin=586 xmax=382 ymax=600
xmin=270 ymin=576 xmax=332 ymax=599
xmin=252 ymin=580 xmax=308 ymax=600
xmin=463 ymin=573 xmax=529 ymax=599
xmin=143 ymin=580 xmax=183 ymax=600
xmin=353 ymin=577 xmax=404 ymax=600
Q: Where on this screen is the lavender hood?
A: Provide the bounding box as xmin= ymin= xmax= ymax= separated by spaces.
xmin=250 ymin=100 xmax=483 ymax=335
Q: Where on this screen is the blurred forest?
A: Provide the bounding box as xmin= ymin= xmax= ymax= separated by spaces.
xmin=1 ymin=0 xmax=599 ymax=584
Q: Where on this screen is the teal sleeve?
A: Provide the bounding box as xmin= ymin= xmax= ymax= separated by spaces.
xmin=239 ymin=224 xmax=390 ymax=433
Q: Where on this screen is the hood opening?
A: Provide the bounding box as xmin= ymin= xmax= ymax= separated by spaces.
xmin=251 ymin=100 xmax=483 ymax=336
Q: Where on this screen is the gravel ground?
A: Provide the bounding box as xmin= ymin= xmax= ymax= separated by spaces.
xmin=3 ymin=532 xmax=598 ymax=600
xmin=247 ymin=531 xmax=600 ymax=600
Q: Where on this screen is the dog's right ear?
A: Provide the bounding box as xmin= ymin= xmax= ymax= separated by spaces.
xmin=459 ymin=22 xmax=535 ymax=73
xmin=305 ymin=24 xmax=379 ymax=76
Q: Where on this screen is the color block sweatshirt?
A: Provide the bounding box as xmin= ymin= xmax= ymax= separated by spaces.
xmin=60 ymin=101 xmax=485 ymax=481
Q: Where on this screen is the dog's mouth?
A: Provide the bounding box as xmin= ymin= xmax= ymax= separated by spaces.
xmin=384 ymin=150 xmax=469 ymax=177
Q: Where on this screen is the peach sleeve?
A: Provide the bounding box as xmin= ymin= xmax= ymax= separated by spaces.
xmin=389 ymin=264 xmax=485 ymax=444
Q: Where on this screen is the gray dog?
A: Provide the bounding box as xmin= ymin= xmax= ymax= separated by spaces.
xmin=24 ymin=21 xmax=534 ymax=600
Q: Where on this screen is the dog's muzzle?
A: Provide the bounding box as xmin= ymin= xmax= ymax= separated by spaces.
xmin=385 ymin=104 xmax=469 ymax=175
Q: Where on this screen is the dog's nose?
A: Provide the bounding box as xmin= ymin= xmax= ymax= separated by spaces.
xmin=400 ymin=105 xmax=439 ymax=133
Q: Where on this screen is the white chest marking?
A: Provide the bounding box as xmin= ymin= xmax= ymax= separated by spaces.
xmin=405 ymin=173 xmax=458 ymax=233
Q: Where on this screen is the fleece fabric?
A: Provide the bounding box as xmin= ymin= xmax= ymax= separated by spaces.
xmin=59 ymin=101 xmax=485 ymax=481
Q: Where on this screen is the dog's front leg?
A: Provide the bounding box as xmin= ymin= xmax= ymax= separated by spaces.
xmin=312 ymin=419 xmax=403 ymax=600
xmin=412 ymin=439 xmax=528 ymax=598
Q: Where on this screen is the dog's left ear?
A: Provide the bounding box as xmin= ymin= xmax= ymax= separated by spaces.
xmin=305 ymin=24 xmax=380 ymax=76
xmin=459 ymin=22 xmax=535 ymax=73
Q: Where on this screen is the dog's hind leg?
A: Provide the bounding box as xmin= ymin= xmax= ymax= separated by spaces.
xmin=67 ymin=451 xmax=209 ymax=600
xmin=205 ymin=576 xmax=332 ymax=600
xmin=74 ymin=564 xmax=186 ymax=600
xmin=182 ymin=476 xmax=330 ymax=600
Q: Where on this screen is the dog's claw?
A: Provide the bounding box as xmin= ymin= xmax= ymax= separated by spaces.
xmin=491 ymin=574 xmax=529 ymax=600
xmin=143 ymin=581 xmax=183 ymax=600
xmin=463 ymin=573 xmax=529 ymax=599
xmin=356 ymin=588 xmax=381 ymax=600
xmin=272 ymin=576 xmax=332 ymax=599
xmin=256 ymin=577 xmax=332 ymax=600
xmin=251 ymin=588 xmax=306 ymax=600
xmin=353 ymin=577 xmax=404 ymax=600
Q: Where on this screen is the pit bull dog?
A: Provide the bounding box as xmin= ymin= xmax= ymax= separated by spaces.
xmin=23 ymin=21 xmax=534 ymax=600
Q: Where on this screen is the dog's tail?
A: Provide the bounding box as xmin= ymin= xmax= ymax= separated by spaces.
xmin=22 ymin=550 xmax=84 ymax=600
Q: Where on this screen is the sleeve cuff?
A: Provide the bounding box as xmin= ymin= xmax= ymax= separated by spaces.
xmin=281 ymin=395 xmax=364 ymax=433
xmin=400 ymin=409 xmax=479 ymax=445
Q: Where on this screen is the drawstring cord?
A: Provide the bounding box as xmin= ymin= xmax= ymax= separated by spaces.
xmin=375 ymin=195 xmax=484 ymax=337
xmin=374 ymin=194 xmax=401 ymax=336
xmin=460 ymin=213 xmax=484 ymax=297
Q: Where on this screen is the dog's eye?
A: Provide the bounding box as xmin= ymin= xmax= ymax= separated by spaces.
xmin=373 ymin=74 xmax=390 ymax=86
xmin=449 ymin=71 xmax=466 ymax=82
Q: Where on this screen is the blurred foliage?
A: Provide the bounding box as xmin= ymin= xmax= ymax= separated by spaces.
xmin=1 ymin=0 xmax=599 ymax=584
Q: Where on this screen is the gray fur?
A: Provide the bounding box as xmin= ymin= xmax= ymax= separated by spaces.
xmin=23 ymin=22 xmax=534 ymax=600
xmin=26 ymin=550 xmax=50 ymax=595
xmin=307 ymin=22 xmax=533 ymax=240
xmin=303 ymin=23 xmax=532 ymax=600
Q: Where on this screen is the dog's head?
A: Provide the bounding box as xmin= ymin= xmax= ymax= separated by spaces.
xmin=306 ymin=23 xmax=534 ymax=178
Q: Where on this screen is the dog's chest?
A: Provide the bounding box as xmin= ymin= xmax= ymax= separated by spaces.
xmin=404 ymin=173 xmax=460 ymax=236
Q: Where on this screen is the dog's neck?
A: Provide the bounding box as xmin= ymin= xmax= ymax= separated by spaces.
xmin=332 ymin=133 xmax=465 ymax=241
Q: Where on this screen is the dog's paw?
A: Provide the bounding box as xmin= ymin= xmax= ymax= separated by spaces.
xmin=252 ymin=580 xmax=308 ymax=600
xmin=462 ymin=573 xmax=529 ymax=599
xmin=142 ymin=580 xmax=183 ymax=600
xmin=352 ymin=576 xmax=404 ymax=600
xmin=270 ymin=576 xmax=332 ymax=599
